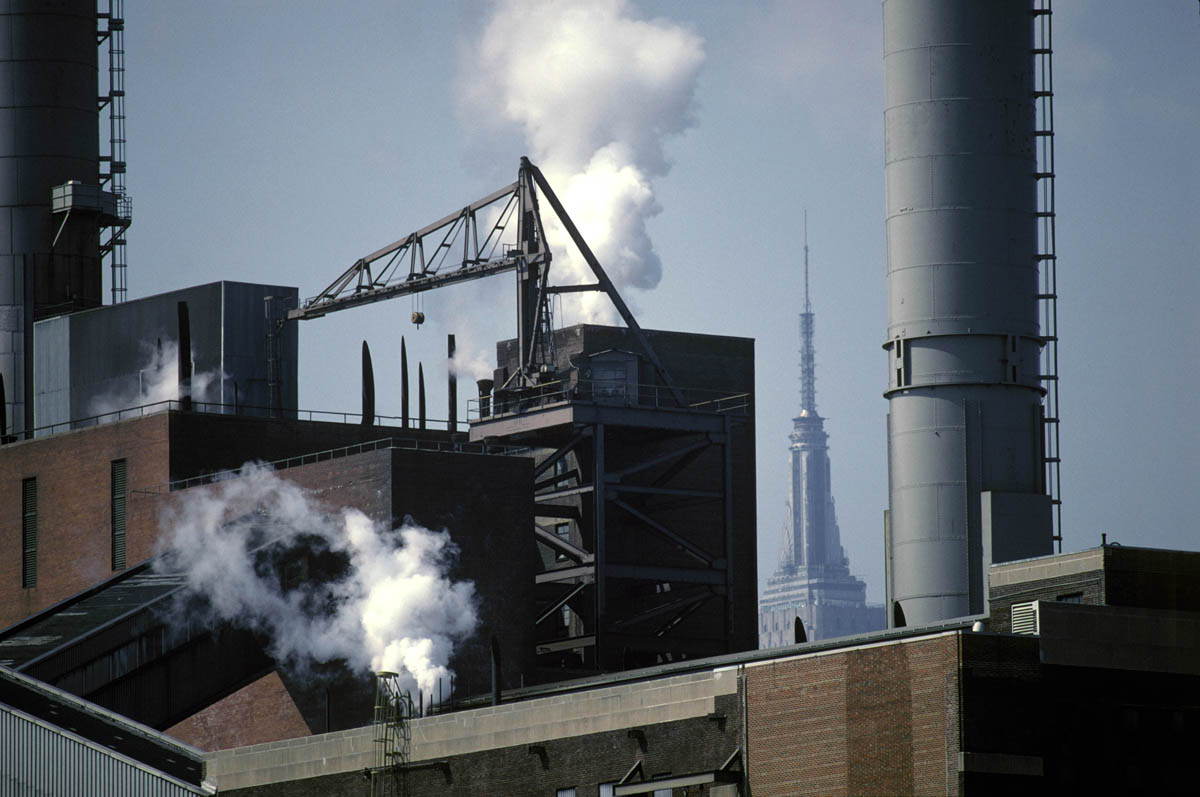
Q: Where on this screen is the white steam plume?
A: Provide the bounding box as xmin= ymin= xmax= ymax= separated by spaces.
xmin=463 ymin=0 xmax=704 ymax=322
xmin=87 ymin=339 xmax=221 ymax=419
xmin=155 ymin=464 xmax=477 ymax=694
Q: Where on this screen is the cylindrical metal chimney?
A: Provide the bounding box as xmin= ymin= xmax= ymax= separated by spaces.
xmin=1 ymin=1 xmax=102 ymax=437
xmin=883 ymin=0 xmax=1052 ymax=626
xmin=476 ymin=378 xmax=494 ymax=418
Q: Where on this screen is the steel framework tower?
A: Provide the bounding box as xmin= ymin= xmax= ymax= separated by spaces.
xmin=759 ymin=218 xmax=882 ymax=645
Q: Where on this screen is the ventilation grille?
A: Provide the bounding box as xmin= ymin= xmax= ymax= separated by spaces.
xmin=1011 ymin=601 xmax=1040 ymax=635
xmin=21 ymin=477 xmax=37 ymax=588
xmin=111 ymin=459 xmax=127 ymax=570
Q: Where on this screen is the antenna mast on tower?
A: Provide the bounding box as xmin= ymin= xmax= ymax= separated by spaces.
xmin=798 ymin=210 xmax=816 ymax=415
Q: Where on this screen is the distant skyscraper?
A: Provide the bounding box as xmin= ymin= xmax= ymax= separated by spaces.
xmin=759 ymin=217 xmax=883 ymax=646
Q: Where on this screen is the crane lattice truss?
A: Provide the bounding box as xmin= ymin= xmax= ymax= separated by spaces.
xmin=289 ymin=158 xmax=680 ymax=401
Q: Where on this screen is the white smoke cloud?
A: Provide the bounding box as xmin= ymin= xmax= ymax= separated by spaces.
xmin=87 ymin=339 xmax=222 ymax=419
xmin=463 ymin=0 xmax=704 ymax=322
xmin=448 ymin=348 xmax=493 ymax=383
xmin=154 ymin=464 xmax=477 ymax=694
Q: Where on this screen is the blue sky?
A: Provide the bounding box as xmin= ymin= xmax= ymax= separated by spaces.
xmin=121 ymin=1 xmax=1199 ymax=601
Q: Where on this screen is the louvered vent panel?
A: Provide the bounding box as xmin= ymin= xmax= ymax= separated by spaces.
xmin=1011 ymin=601 xmax=1040 ymax=635
xmin=21 ymin=477 xmax=37 ymax=588
xmin=112 ymin=459 xmax=128 ymax=570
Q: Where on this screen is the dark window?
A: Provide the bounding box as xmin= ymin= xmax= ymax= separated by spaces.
xmin=21 ymin=478 xmax=37 ymax=588
xmin=1057 ymin=591 xmax=1083 ymax=604
xmin=111 ymin=459 xmax=127 ymax=570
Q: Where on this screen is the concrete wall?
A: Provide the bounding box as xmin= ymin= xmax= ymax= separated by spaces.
xmin=206 ymin=668 xmax=742 ymax=793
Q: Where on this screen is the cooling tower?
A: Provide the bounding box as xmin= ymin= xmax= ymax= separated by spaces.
xmin=883 ymin=0 xmax=1053 ymax=626
xmin=1 ymin=0 xmax=102 ymax=438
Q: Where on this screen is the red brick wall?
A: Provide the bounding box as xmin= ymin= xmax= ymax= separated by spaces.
xmin=0 ymin=414 xmax=171 ymax=627
xmin=166 ymin=670 xmax=311 ymax=751
xmin=747 ymin=633 xmax=961 ymax=796
xmin=0 ymin=412 xmax=462 ymax=629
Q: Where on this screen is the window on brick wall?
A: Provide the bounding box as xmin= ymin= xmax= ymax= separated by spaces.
xmin=21 ymin=477 xmax=37 ymax=588
xmin=111 ymin=459 xmax=128 ymax=571
xmin=555 ymin=788 xmax=576 ymax=797
xmin=1056 ymin=591 xmax=1083 ymax=604
xmin=599 ymin=784 xmax=616 ymax=797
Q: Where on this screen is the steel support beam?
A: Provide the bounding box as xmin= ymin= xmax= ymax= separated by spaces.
xmin=535 ymin=582 xmax=589 ymax=626
xmin=533 ymin=524 xmax=593 ymax=564
xmin=535 ymin=565 xmax=595 ymax=585
xmin=605 ymin=564 xmax=726 ymax=586
xmin=611 ymin=498 xmax=714 ymax=565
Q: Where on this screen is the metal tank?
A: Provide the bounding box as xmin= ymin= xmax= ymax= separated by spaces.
xmin=883 ymin=0 xmax=1053 ymax=626
xmin=0 ymin=0 xmax=101 ymax=438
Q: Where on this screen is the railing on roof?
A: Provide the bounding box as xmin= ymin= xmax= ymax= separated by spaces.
xmin=169 ymin=435 xmax=528 ymax=492
xmin=468 ymin=377 xmax=752 ymax=422
xmin=31 ymin=400 xmax=468 ymax=438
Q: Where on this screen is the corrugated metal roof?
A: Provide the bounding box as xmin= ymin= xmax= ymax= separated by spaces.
xmin=0 ymin=563 xmax=186 ymax=671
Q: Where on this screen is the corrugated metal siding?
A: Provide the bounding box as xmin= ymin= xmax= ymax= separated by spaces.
xmin=0 ymin=704 xmax=208 ymax=796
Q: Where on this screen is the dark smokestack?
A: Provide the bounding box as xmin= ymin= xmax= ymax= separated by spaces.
xmin=177 ymin=301 xmax=192 ymax=411
xmin=447 ymin=334 xmax=457 ymax=434
xmin=477 ymin=379 xmax=493 ymax=418
xmin=418 ymin=363 xmax=426 ymax=430
xmin=361 ymin=341 xmax=376 ymax=426
xmin=490 ymin=636 xmax=502 ymax=706
xmin=793 ymin=617 xmax=807 ymax=644
xmin=401 ymin=337 xmax=409 ymax=429
xmin=0 ymin=373 xmax=7 ymax=442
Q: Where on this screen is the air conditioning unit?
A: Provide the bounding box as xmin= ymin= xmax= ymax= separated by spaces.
xmin=1010 ymin=601 xmax=1040 ymax=635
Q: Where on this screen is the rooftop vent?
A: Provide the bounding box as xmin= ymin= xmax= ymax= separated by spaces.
xmin=1011 ymin=601 xmax=1040 ymax=635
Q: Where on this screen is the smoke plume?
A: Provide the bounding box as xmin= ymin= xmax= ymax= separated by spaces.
xmin=154 ymin=464 xmax=477 ymax=694
xmin=464 ymin=0 xmax=704 ymax=321
xmin=87 ymin=339 xmax=220 ymax=419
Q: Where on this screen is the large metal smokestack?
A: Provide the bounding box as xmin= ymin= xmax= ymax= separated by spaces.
xmin=1 ymin=1 xmax=102 ymax=438
xmin=883 ymin=0 xmax=1052 ymax=626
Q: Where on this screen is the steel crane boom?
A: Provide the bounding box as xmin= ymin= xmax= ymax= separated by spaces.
xmin=289 ymin=158 xmax=681 ymax=400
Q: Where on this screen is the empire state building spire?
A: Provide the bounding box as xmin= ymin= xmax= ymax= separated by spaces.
xmin=758 ymin=214 xmax=883 ymax=644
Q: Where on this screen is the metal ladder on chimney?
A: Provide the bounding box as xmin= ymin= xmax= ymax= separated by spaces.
xmin=1033 ymin=0 xmax=1063 ymax=551
xmin=98 ymin=0 xmax=130 ymax=304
